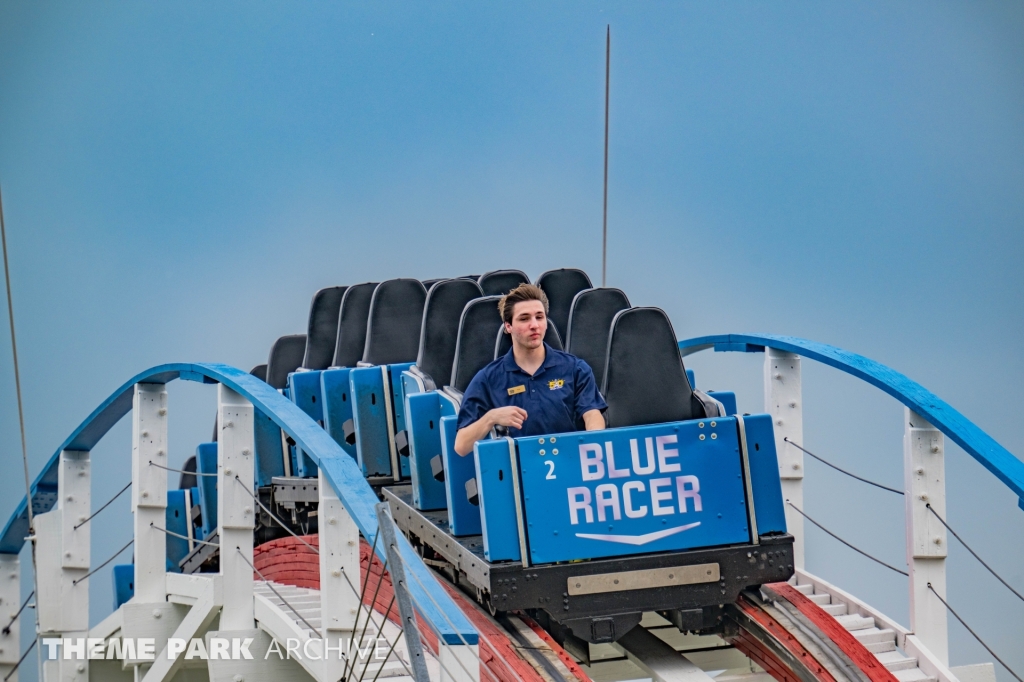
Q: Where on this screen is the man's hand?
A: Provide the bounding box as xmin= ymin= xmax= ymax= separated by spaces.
xmin=489 ymin=406 xmax=528 ymax=430
xmin=455 ymin=406 xmax=529 ymax=456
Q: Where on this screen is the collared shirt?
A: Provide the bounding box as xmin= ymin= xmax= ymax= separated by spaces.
xmin=456 ymin=343 xmax=608 ymax=439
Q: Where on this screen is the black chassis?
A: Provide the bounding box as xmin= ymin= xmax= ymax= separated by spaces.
xmin=383 ymin=486 xmax=794 ymax=637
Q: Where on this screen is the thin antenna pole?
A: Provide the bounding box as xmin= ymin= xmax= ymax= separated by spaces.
xmin=0 ymin=185 xmax=33 ymax=536
xmin=602 ymin=25 xmax=611 ymax=287
xmin=0 ymin=185 xmax=41 ymax=648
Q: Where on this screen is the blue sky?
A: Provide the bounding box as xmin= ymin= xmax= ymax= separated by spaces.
xmin=1 ymin=2 xmax=1022 ymax=679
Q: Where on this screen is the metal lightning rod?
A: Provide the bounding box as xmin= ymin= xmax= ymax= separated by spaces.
xmin=602 ymin=25 xmax=611 ymax=287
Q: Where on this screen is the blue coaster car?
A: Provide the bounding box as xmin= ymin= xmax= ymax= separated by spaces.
xmin=383 ymin=303 xmax=794 ymax=646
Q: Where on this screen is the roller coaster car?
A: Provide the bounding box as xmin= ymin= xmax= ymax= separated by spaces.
xmin=384 ymin=284 xmax=794 ymax=648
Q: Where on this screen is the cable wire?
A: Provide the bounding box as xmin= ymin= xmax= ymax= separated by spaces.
xmin=2 ymin=637 xmax=35 ymax=681
xmin=236 ymin=547 xmax=320 ymax=634
xmin=149 ymin=523 xmax=219 ymax=549
xmin=149 ymin=461 xmax=216 ymax=477
xmin=1 ymin=590 xmax=32 ymax=635
xmin=926 ymin=504 xmax=1024 ymax=604
xmin=72 ymin=538 xmax=133 ymax=585
xmin=74 ymin=481 xmax=131 ymax=529
xmin=787 ymin=501 xmax=908 ymax=576
xmin=927 ymin=583 xmax=1022 ymax=682
xmin=785 ymin=438 xmax=903 ymax=495
xmin=232 ymin=476 xmax=320 ymax=556
xmin=0 ymin=183 xmax=41 ymax=653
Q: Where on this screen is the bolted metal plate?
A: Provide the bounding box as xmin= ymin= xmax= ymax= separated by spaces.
xmin=568 ymin=562 xmax=720 ymax=596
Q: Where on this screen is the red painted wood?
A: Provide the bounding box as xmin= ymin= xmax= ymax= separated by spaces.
xmin=729 ymin=593 xmax=837 ymax=682
xmin=765 ymin=583 xmax=898 ymax=682
xmin=253 ymin=534 xmax=583 ymax=680
xmin=519 ymin=614 xmax=593 ymax=682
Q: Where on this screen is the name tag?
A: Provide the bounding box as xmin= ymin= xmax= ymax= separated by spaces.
xmin=507 ymin=385 xmax=526 ymax=396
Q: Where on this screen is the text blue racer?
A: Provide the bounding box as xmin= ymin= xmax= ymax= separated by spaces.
xmin=518 ymin=417 xmax=751 ymax=564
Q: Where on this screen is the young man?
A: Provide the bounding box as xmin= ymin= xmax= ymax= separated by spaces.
xmin=454 ymin=283 xmax=606 ymax=456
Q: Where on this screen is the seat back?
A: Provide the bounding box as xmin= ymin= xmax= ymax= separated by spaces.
xmin=478 ymin=269 xmax=529 ymax=296
xmin=602 ymin=307 xmax=700 ymax=428
xmin=302 ymin=286 xmax=348 ymax=370
xmin=535 ymin=268 xmax=592 ymax=340
xmin=361 ymin=279 xmax=428 ymax=366
xmin=565 ymin=288 xmax=630 ymax=387
xmin=494 ymin=320 xmax=563 ymax=359
xmin=416 ymin=279 xmax=484 ymax=389
xmin=451 ymin=296 xmax=502 ymax=392
xmin=331 ymin=282 xmax=377 ymax=368
xmin=266 ymin=334 xmax=307 ymax=389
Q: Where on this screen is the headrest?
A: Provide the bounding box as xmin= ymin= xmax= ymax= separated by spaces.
xmin=266 ymin=335 xmax=307 ymax=389
xmin=331 ymin=282 xmax=377 ymax=368
xmin=451 ymin=296 xmax=502 ymax=392
xmin=478 ymin=269 xmax=529 ymax=297
xmin=602 ymin=307 xmax=699 ymax=428
xmin=416 ymin=279 xmax=484 ymax=389
xmin=361 ymin=279 xmax=428 ymax=366
xmin=494 ymin=320 xmax=563 ymax=359
xmin=302 ymin=286 xmax=348 ymax=370
xmin=422 ymin=279 xmax=444 ymax=292
xmin=249 ymin=364 xmax=268 ymax=383
xmin=565 ymin=288 xmax=630 ymax=388
xmin=535 ymin=268 xmax=592 ymax=340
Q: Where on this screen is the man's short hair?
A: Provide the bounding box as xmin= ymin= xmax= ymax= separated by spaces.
xmin=498 ymin=283 xmax=549 ymax=325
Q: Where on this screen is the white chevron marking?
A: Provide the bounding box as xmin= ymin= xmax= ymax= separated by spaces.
xmin=575 ymin=521 xmax=702 ymax=546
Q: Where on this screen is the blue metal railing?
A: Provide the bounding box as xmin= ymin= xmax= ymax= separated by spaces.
xmin=0 ymin=362 xmax=477 ymax=645
xmin=678 ymin=334 xmax=1024 ymax=510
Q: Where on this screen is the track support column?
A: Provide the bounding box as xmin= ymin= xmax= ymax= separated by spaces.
xmin=133 ymin=383 xmax=168 ymax=603
xmin=764 ymin=348 xmax=804 ymax=568
xmin=903 ymin=409 xmax=948 ymax=664
xmin=217 ymin=384 xmax=256 ymax=631
xmin=37 ymin=451 xmax=91 ymax=682
xmin=0 ymin=554 xmax=19 ymax=682
xmin=319 ymin=469 xmax=360 ymax=681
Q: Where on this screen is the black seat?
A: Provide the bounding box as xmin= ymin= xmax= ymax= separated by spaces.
xmin=361 ymin=279 xmax=428 ymax=366
xmin=535 ymin=268 xmax=592 ymax=341
xmin=266 ymin=335 xmax=307 ymax=389
xmin=422 ymin=279 xmax=444 ymax=292
xmin=565 ymin=288 xmax=630 ymax=388
xmin=450 ymin=296 xmax=503 ymax=392
xmin=302 ymin=286 xmax=348 ymax=370
xmin=602 ymin=308 xmax=708 ymax=428
xmin=494 ymin=320 xmax=563 ymax=359
xmin=478 ymin=269 xmax=529 ymax=297
xmin=415 ymin=279 xmax=484 ymax=390
xmin=331 ymin=283 xmax=377 ymax=368
xmin=249 ymin=364 xmax=268 ymax=383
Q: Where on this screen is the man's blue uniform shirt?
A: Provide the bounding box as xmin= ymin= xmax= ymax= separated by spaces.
xmin=456 ymin=343 xmax=608 ymax=438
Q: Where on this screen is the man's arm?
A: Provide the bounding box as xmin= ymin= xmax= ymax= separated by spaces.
xmin=454 ymin=406 xmax=528 ymax=456
xmin=582 ymin=409 xmax=605 ymax=431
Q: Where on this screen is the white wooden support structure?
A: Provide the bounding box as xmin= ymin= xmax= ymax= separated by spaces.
xmin=903 ymin=408 xmax=948 ymax=664
xmin=318 ymin=469 xmax=360 ymax=682
xmin=201 ymin=383 xmax=262 ymax=682
xmin=132 ymin=384 xmax=169 ymax=604
xmin=764 ymin=348 xmax=804 ymax=568
xmin=613 ymin=626 xmax=715 ymax=682
xmin=438 ymin=641 xmax=480 ymax=682
xmin=0 ymin=553 xmax=19 ymax=682
xmin=37 ymin=450 xmax=91 ymax=682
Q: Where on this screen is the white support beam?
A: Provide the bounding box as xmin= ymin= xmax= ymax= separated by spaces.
xmin=318 ymin=468 xmax=360 ymax=682
xmin=439 ymin=641 xmax=480 ymax=682
xmin=613 ymin=626 xmax=715 ymax=682
xmin=0 ymin=554 xmax=20 ymax=681
xmin=903 ymin=409 xmax=948 ymax=664
xmin=217 ymin=384 xmax=256 ymax=632
xmin=36 ymin=451 xmax=92 ymax=682
xmin=133 ymin=384 xmax=168 ymax=604
xmin=764 ymin=348 xmax=804 ymax=568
